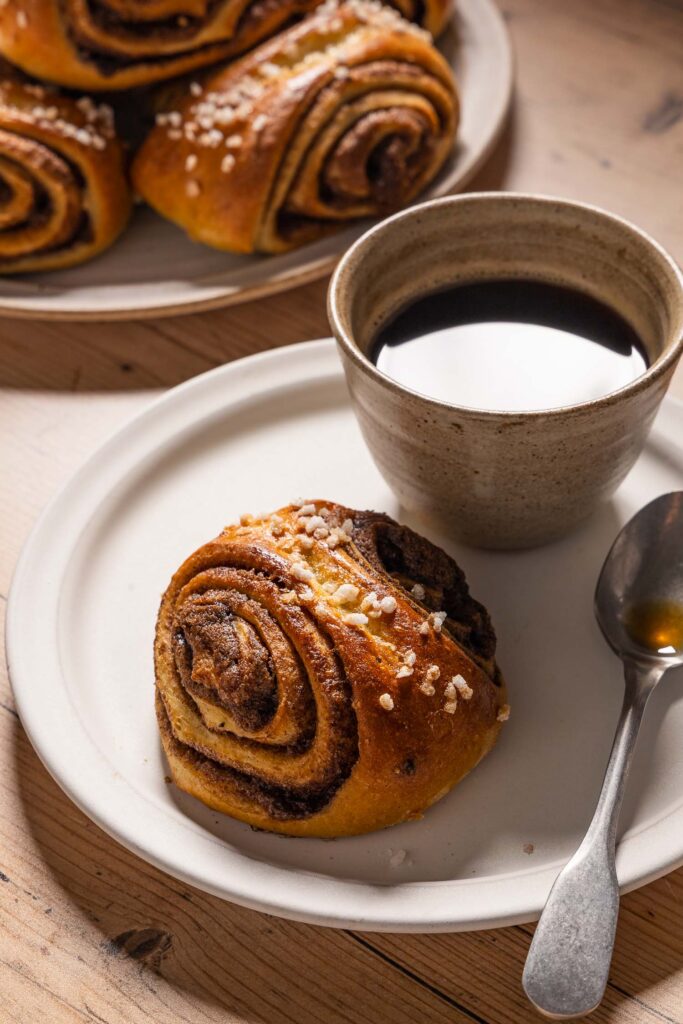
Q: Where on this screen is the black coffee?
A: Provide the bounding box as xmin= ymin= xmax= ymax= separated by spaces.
xmin=371 ymin=279 xmax=648 ymax=411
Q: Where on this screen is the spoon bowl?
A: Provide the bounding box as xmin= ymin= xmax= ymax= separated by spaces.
xmin=595 ymin=492 xmax=683 ymax=665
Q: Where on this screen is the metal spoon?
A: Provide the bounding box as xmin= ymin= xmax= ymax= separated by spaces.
xmin=523 ymin=491 xmax=683 ymax=1019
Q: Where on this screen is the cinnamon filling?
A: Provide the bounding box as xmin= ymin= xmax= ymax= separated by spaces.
xmin=160 ymin=564 xmax=360 ymax=818
xmin=321 ymin=108 xmax=433 ymax=210
xmin=67 ymin=0 xmax=315 ymax=71
xmin=367 ymin=128 xmax=433 ymax=208
xmin=0 ymin=147 xmax=93 ymax=259
xmin=157 ymin=694 xmax=357 ymax=819
xmin=350 ymin=513 xmax=500 ymax=678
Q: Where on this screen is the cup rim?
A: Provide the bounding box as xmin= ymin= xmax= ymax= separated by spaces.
xmin=327 ymin=191 xmax=683 ymax=420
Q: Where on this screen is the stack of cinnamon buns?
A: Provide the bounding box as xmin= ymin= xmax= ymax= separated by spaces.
xmin=0 ymin=0 xmax=459 ymax=271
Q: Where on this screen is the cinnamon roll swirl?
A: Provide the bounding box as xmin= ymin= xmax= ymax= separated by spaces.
xmin=0 ymin=78 xmax=131 ymax=273
xmin=155 ymin=501 xmax=508 ymax=837
xmin=0 ymin=0 xmax=451 ymax=92
xmin=132 ymin=0 xmax=458 ymax=253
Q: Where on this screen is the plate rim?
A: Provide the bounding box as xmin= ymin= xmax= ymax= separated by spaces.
xmin=8 ymin=337 xmax=683 ymax=933
xmin=0 ymin=0 xmax=514 ymax=322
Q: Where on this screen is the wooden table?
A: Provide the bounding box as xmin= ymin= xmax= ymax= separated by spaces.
xmin=2 ymin=1 xmax=683 ymax=1020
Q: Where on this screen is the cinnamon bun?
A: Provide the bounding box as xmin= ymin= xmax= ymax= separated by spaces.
xmin=132 ymin=0 xmax=458 ymax=253
xmin=0 ymin=77 xmax=131 ymax=273
xmin=155 ymin=501 xmax=508 ymax=837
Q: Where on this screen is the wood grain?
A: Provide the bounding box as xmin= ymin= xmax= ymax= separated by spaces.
xmin=2 ymin=0 xmax=683 ymax=1021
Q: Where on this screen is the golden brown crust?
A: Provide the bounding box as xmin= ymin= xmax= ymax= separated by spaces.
xmin=154 ymin=501 xmax=508 ymax=837
xmin=0 ymin=0 xmax=451 ymax=92
xmin=132 ymin=0 xmax=458 ymax=254
xmin=0 ymin=78 xmax=131 ymax=273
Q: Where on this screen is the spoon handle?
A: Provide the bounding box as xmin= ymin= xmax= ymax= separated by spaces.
xmin=522 ymin=661 xmax=661 ymax=1019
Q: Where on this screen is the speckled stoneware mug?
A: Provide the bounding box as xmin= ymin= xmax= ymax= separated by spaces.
xmin=328 ymin=193 xmax=683 ymax=549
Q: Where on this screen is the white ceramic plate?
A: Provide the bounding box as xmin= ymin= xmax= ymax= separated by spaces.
xmin=9 ymin=339 xmax=683 ymax=932
xmin=0 ymin=0 xmax=512 ymax=321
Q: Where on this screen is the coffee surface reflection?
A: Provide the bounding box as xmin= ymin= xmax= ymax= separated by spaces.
xmin=372 ymin=279 xmax=648 ymax=412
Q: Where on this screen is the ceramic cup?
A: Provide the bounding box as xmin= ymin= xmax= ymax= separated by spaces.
xmin=328 ymin=192 xmax=683 ymax=549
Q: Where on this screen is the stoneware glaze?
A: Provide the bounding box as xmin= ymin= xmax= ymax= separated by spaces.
xmin=328 ymin=193 xmax=683 ymax=548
